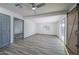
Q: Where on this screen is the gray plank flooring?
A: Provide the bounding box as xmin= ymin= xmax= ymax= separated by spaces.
xmin=0 ymin=34 xmax=67 ymax=55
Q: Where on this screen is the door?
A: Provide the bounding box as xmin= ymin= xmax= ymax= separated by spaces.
xmin=0 ymin=13 xmax=10 ymax=48
xmin=67 ymin=8 xmax=78 ymax=54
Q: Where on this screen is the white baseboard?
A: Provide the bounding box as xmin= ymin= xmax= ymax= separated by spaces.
xmin=64 ymin=44 xmax=69 ymax=55
xmin=36 ymin=33 xmax=57 ymax=36
xmin=24 ymin=33 xmax=36 ymax=38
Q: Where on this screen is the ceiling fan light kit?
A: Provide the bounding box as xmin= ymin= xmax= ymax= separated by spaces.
xmin=32 ymin=7 xmax=36 ymax=10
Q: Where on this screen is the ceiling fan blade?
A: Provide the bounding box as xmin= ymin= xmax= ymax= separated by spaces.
xmin=29 ymin=3 xmax=36 ymax=7
xmin=36 ymin=3 xmax=45 ymax=8
xmin=15 ymin=3 xmax=23 ymax=8
xmin=32 ymin=3 xmax=36 ymax=7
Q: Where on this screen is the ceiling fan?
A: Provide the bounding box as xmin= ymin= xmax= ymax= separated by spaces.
xmin=30 ymin=3 xmax=45 ymax=10
xmin=15 ymin=3 xmax=45 ymax=15
xmin=30 ymin=3 xmax=45 ymax=15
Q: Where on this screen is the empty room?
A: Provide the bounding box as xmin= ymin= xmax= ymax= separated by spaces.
xmin=0 ymin=3 xmax=78 ymax=55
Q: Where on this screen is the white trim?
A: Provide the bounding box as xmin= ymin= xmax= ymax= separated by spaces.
xmin=59 ymin=38 xmax=69 ymax=55
xmin=64 ymin=44 xmax=69 ymax=55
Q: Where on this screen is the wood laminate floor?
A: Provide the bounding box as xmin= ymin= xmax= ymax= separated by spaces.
xmin=0 ymin=34 xmax=67 ymax=55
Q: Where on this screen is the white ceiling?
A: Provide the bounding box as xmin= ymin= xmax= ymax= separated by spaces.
xmin=0 ymin=3 xmax=75 ymax=17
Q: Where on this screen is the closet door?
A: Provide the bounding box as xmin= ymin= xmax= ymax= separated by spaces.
xmin=0 ymin=14 xmax=10 ymax=47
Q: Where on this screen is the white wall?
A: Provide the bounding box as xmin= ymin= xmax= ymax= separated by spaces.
xmin=0 ymin=6 xmax=24 ymax=43
xmin=36 ymin=23 xmax=57 ymax=35
xmin=24 ymin=20 xmax=36 ymax=38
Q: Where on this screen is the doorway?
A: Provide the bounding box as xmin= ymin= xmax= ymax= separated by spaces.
xmin=13 ymin=18 xmax=24 ymax=42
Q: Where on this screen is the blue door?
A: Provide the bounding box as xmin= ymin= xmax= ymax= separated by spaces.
xmin=0 ymin=14 xmax=10 ymax=48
